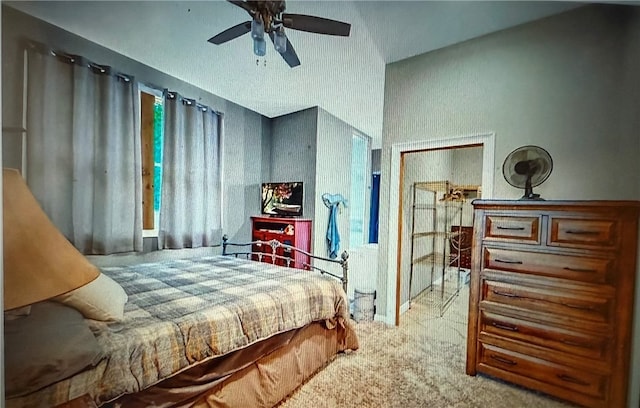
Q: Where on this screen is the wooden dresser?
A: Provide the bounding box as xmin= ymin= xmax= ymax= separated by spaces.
xmin=250 ymin=216 xmax=312 ymax=269
xmin=466 ymin=200 xmax=639 ymax=408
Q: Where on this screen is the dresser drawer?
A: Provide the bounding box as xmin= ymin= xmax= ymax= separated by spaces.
xmin=548 ymin=217 xmax=618 ymax=249
xmin=480 ymin=310 xmax=610 ymax=361
xmin=484 ymin=215 xmax=541 ymax=243
xmin=484 ymin=247 xmax=613 ymax=284
xmin=469 ymin=201 xmax=640 ymax=408
xmin=481 ymin=279 xmax=612 ymax=324
xmin=479 ymin=342 xmax=608 ymax=399
xmin=252 ymin=230 xmax=274 ymax=242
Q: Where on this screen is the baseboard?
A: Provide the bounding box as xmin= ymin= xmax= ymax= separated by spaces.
xmin=374 ymin=313 xmax=388 ymax=323
xmin=373 ymin=301 xmax=410 ymax=324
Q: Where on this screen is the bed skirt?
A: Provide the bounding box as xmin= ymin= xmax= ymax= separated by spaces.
xmin=107 ymin=318 xmax=358 ymax=408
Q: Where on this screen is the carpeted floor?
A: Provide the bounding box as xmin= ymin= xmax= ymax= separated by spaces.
xmin=278 ymin=282 xmax=575 ymax=408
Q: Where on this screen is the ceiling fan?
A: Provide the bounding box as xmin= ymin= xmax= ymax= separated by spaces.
xmin=207 ymin=0 xmax=351 ymax=68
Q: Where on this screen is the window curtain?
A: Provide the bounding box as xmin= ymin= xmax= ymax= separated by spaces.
xmin=25 ymin=44 xmax=143 ymax=254
xmin=159 ymin=91 xmax=222 ymax=249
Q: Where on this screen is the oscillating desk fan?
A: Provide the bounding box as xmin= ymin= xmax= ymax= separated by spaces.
xmin=502 ymin=145 xmax=553 ymax=200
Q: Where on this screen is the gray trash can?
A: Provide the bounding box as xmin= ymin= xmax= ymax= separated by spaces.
xmin=353 ymin=288 xmax=375 ymax=322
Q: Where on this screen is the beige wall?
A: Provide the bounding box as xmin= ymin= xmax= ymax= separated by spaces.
xmin=378 ymin=4 xmax=640 ymax=406
xmin=379 ymin=1 xmax=639 ymax=315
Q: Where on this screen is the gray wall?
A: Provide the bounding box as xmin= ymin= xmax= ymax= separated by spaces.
xmin=270 ymin=108 xmax=318 ymax=246
xmin=270 ymin=107 xmax=370 ymax=256
xmin=2 ymin=4 xmax=372 ymax=256
xmin=1 ymin=5 xmax=268 ymax=243
xmin=315 ymin=108 xmax=361 ymax=257
xmin=378 ymin=4 xmax=640 ymax=406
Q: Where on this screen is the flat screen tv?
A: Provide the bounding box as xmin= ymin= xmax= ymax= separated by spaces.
xmin=261 ymin=182 xmax=303 ymax=217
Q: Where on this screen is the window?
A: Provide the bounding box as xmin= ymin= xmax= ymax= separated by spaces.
xmin=139 ymin=85 xmax=164 ymax=236
xmin=349 ymin=133 xmax=370 ymax=248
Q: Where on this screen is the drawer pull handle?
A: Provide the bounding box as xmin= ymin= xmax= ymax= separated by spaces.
xmin=562 ymin=302 xmax=595 ymax=311
xmin=563 ymin=267 xmax=597 ymax=273
xmin=490 ymin=355 xmax=517 ymax=365
xmin=561 ymin=339 xmax=592 ymax=349
xmin=497 ymin=226 xmax=525 ymax=231
xmin=557 ymin=374 xmax=590 ymax=386
xmin=495 ymin=258 xmax=523 ymax=265
xmin=565 ymin=230 xmax=599 ymax=235
xmin=492 ymin=290 xmax=520 ymax=298
xmin=491 ymin=322 xmax=519 ymax=332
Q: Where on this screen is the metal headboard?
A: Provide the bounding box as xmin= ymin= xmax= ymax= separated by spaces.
xmin=222 ymin=235 xmax=349 ymax=293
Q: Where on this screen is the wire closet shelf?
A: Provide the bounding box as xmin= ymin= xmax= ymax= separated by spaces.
xmin=408 ymin=180 xmax=479 ymax=317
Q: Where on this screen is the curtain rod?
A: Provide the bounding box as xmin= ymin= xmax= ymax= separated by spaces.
xmin=24 ymin=39 xmax=223 ymax=117
xmin=165 ymin=91 xmax=222 ymax=116
xmin=24 ymin=39 xmax=132 ymax=82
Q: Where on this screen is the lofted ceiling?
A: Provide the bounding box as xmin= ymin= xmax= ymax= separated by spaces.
xmin=6 ymin=1 xmax=586 ymax=148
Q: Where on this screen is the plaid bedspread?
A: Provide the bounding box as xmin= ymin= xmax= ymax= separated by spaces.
xmin=8 ymin=255 xmax=351 ymax=407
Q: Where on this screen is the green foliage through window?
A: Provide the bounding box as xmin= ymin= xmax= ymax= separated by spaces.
xmin=153 ymin=98 xmax=163 ymax=212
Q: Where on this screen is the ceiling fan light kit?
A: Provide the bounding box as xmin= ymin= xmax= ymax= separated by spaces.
xmin=251 ymin=18 xmax=264 ymax=39
xmin=250 ymin=18 xmax=266 ymax=56
xmin=208 ymin=0 xmax=351 ymax=67
xmin=273 ymin=28 xmax=287 ymax=53
xmin=253 ymin=37 xmax=267 ymax=56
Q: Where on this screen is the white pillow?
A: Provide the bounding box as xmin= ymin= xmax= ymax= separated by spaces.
xmin=54 ymin=273 xmax=128 ymax=321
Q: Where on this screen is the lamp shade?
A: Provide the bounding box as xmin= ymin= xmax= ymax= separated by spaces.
xmin=3 ymin=168 xmax=100 ymax=310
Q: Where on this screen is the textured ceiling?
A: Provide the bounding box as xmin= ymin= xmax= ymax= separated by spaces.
xmin=6 ymin=1 xmax=585 ymax=148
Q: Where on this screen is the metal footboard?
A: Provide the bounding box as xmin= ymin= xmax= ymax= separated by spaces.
xmin=222 ymin=235 xmax=349 ymax=294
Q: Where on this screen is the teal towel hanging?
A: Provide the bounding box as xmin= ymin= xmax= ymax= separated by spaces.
xmin=322 ymin=193 xmax=348 ymax=259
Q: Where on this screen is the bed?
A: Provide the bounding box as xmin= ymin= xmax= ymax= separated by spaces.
xmin=3 ymin=169 xmax=358 ymax=408
xmin=6 ymin=242 xmax=358 ymax=408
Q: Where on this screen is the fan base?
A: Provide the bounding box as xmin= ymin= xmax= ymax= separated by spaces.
xmin=520 ymin=193 xmax=545 ymax=200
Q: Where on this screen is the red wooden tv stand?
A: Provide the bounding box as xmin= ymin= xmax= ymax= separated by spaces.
xmin=250 ymin=216 xmax=312 ymax=270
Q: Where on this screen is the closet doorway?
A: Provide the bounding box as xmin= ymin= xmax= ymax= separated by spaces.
xmin=385 ymin=133 xmax=495 ymax=326
xmin=400 ymin=146 xmax=482 ymax=319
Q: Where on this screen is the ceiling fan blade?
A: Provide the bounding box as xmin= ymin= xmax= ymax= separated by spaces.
xmin=282 ymin=13 xmax=351 ymax=36
xmin=269 ymin=32 xmax=301 ymax=67
xmin=208 ymin=21 xmax=252 ymax=45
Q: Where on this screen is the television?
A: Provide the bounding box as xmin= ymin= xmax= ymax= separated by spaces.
xmin=261 ymin=182 xmax=304 ymax=217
